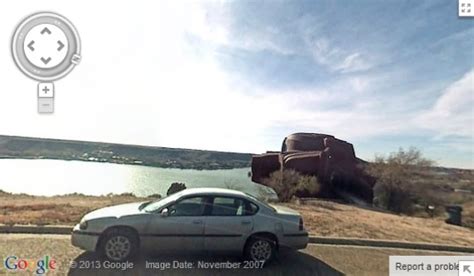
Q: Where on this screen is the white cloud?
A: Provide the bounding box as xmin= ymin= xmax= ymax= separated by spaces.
xmin=335 ymin=53 xmax=373 ymax=73
xmin=185 ymin=6 xmax=372 ymax=72
xmin=306 ymin=38 xmax=373 ymax=73
xmin=349 ymin=76 xmax=371 ymax=92
xmin=416 ymin=70 xmax=474 ymax=139
xmin=180 ymin=2 xmax=294 ymax=56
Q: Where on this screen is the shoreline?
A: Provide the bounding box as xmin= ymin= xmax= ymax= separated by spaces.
xmin=0 ymin=156 xmax=250 ymax=171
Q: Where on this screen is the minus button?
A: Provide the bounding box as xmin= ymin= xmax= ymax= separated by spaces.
xmin=38 ymin=98 xmax=54 ymax=113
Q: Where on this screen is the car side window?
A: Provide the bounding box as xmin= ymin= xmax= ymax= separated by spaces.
xmin=168 ymin=196 xmax=208 ymax=217
xmin=245 ymin=201 xmax=259 ymax=215
xmin=211 ymin=197 xmax=250 ymax=216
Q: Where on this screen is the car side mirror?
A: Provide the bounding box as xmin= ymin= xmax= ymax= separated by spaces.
xmin=160 ymin=208 xmax=169 ymax=217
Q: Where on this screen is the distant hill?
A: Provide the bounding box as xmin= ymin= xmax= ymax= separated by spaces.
xmin=0 ymin=135 xmax=252 ymax=170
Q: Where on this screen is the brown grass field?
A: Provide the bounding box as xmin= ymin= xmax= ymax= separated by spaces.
xmin=0 ymin=191 xmax=472 ymax=247
xmin=284 ymin=200 xmax=473 ymax=246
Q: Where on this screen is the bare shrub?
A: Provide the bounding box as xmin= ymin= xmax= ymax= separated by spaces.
xmin=368 ymin=147 xmax=435 ymax=214
xmin=263 ymin=170 xmax=320 ymax=202
xmin=118 ymin=192 xmax=136 ymax=197
xmin=297 ymin=175 xmax=321 ymax=195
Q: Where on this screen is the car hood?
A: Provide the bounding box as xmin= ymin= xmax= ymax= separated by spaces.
xmin=83 ymin=202 xmax=145 ymax=221
xmin=270 ymin=204 xmax=300 ymax=216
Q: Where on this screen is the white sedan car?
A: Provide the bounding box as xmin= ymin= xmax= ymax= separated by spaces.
xmin=72 ymin=188 xmax=308 ymax=262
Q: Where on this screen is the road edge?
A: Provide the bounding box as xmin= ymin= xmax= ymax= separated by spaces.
xmin=1 ymin=225 xmax=473 ymax=253
xmin=308 ymin=236 xmax=474 ymax=253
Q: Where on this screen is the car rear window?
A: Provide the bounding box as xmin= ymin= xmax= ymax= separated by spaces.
xmin=210 ymin=197 xmax=260 ymax=216
xmin=211 ymin=197 xmax=244 ymax=216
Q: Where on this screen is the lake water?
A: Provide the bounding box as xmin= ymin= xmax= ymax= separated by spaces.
xmin=0 ymin=159 xmax=274 ymax=198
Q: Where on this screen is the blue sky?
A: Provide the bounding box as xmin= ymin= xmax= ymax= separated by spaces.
xmin=190 ymin=0 xmax=474 ymax=168
xmin=1 ymin=0 xmax=473 ymax=168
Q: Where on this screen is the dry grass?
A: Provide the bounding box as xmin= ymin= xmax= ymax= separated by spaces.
xmin=0 ymin=193 xmax=472 ymax=247
xmin=0 ymin=193 xmax=145 ymax=226
xmin=286 ymin=200 xmax=474 ymax=247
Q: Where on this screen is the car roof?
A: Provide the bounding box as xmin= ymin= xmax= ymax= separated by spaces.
xmin=178 ymin=187 xmax=249 ymax=197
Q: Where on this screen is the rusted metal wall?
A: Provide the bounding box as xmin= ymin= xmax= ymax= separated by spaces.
xmin=251 ymin=133 xmax=375 ymax=203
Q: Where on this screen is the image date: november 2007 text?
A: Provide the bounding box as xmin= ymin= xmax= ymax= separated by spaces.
xmin=145 ymin=260 xmax=265 ymax=270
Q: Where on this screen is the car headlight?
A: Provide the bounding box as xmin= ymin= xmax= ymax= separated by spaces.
xmin=79 ymin=220 xmax=88 ymax=230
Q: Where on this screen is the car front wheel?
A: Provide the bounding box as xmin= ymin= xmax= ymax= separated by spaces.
xmin=99 ymin=228 xmax=138 ymax=261
xmin=245 ymin=236 xmax=276 ymax=263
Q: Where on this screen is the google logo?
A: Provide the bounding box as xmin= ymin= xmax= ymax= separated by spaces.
xmin=4 ymin=255 xmax=57 ymax=275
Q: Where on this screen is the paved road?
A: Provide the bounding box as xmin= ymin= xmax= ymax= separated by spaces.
xmin=0 ymin=234 xmax=343 ymax=276
xmin=2 ymin=234 xmax=466 ymax=275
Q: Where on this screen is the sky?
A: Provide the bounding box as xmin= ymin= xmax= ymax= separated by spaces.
xmin=0 ymin=0 xmax=473 ymax=169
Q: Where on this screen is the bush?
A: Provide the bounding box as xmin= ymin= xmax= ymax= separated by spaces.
xmin=372 ymin=180 xmax=414 ymax=214
xmin=119 ymin=192 xmax=136 ymax=197
xmin=297 ymin=175 xmax=321 ymax=195
xmin=263 ymin=170 xmax=320 ymax=202
xmin=167 ymin=182 xmax=187 ymax=196
xmin=368 ymin=147 xmax=435 ymax=214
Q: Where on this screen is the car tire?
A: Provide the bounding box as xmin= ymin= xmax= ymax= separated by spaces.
xmin=99 ymin=228 xmax=138 ymax=262
xmin=245 ymin=235 xmax=276 ymax=263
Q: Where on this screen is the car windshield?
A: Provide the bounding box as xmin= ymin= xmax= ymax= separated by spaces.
xmin=142 ymin=191 xmax=185 ymax=213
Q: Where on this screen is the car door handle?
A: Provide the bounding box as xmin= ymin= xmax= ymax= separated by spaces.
xmin=241 ymin=220 xmax=251 ymax=225
xmin=192 ymin=220 xmax=203 ymax=224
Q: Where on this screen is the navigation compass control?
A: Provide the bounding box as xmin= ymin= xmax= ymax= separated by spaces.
xmin=24 ymin=24 xmax=69 ymax=69
xmin=11 ymin=12 xmax=81 ymax=114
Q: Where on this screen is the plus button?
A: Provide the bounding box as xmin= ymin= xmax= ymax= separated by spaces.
xmin=38 ymin=83 xmax=54 ymax=98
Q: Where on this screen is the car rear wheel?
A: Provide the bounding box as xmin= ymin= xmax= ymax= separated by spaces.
xmin=99 ymin=228 xmax=138 ymax=261
xmin=245 ymin=236 xmax=276 ymax=263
